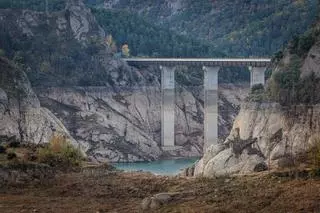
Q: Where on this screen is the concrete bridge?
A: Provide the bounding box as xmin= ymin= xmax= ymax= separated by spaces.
xmin=124 ymin=58 xmax=271 ymax=151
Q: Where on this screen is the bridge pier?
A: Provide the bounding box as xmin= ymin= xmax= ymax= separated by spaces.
xmin=125 ymin=58 xmax=271 ymax=151
xmin=203 ymin=66 xmax=219 ymax=151
xmin=249 ymin=66 xmax=266 ymax=87
xmin=160 ymin=66 xmax=176 ymax=147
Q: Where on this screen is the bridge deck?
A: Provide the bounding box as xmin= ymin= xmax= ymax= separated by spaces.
xmin=124 ymin=58 xmax=272 ymax=67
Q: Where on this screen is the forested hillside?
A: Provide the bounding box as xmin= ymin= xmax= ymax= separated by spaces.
xmin=2 ymin=0 xmax=318 ymax=58
xmin=0 ymin=0 xmax=318 ymax=85
xmin=88 ymin=0 xmax=318 ymax=57
xmin=91 ymin=8 xmax=223 ymax=57
xmin=0 ymin=0 xmax=223 ymax=58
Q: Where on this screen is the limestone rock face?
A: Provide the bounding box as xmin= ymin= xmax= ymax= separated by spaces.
xmin=37 ymin=86 xmax=162 ymax=162
xmin=0 ymin=1 xmax=247 ymax=162
xmin=0 ymin=58 xmax=78 ymax=147
xmin=195 ymin=102 xmax=320 ymax=177
xmin=301 ymin=41 xmax=320 ymax=78
xmin=66 ymin=0 xmax=105 ymax=42
xmin=35 ymin=79 xmax=247 ymax=162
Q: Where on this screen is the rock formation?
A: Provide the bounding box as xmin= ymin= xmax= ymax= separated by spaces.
xmin=195 ymin=24 xmax=320 ymax=176
xmin=0 ymin=57 xmax=78 ymax=147
xmin=0 ymin=0 xmax=247 ymax=162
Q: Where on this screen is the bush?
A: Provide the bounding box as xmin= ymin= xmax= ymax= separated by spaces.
xmin=8 ymin=141 xmax=20 ymax=148
xmin=248 ymin=83 xmax=265 ymax=102
xmin=37 ymin=135 xmax=84 ymax=168
xmin=7 ymin=152 xmax=17 ymax=160
xmin=0 ymin=145 xmax=6 ymax=154
xmin=251 ymin=84 xmax=264 ymax=93
xmin=0 ymin=49 xmax=5 ymax=57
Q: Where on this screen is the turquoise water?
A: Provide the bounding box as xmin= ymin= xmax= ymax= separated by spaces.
xmin=113 ymin=158 xmax=199 ymax=176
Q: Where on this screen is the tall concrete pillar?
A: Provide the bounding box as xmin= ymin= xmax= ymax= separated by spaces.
xmin=160 ymin=66 xmax=175 ymax=147
xmin=203 ymin=66 xmax=219 ymax=151
xmin=249 ymin=66 xmax=266 ymax=87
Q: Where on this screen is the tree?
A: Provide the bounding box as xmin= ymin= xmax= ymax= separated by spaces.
xmin=40 ymin=61 xmax=51 ymax=73
xmin=105 ymin=35 xmax=117 ymax=53
xmin=0 ymin=49 xmax=5 ymax=57
xmin=121 ymin=43 xmax=130 ymax=57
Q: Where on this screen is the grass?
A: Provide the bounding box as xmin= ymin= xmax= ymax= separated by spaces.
xmin=37 ymin=134 xmax=84 ymax=169
xmin=0 ymin=134 xmax=84 ymax=171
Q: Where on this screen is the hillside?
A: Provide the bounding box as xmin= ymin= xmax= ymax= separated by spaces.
xmin=195 ymin=19 xmax=320 ymax=177
xmin=0 ymin=0 xmax=249 ymax=162
xmin=90 ymin=0 xmax=318 ymax=57
xmin=0 ymin=57 xmax=78 ymax=146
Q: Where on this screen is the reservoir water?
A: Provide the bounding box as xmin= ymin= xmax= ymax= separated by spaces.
xmin=113 ymin=158 xmax=199 ymax=176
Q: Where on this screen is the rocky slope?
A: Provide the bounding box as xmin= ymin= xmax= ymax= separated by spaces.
xmin=34 ymin=83 xmax=248 ymax=162
xmin=195 ymin=22 xmax=320 ymax=176
xmin=0 ymin=0 xmax=248 ymax=162
xmin=0 ymin=57 xmax=78 ymax=147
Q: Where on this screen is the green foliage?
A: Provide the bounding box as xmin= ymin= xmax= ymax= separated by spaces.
xmin=289 ymin=28 xmax=320 ymax=57
xmin=87 ymin=0 xmax=319 ymax=57
xmin=267 ymin=55 xmax=302 ymax=104
xmin=8 ymin=141 xmax=20 ymax=148
xmin=91 ymin=8 xmax=224 ymax=58
xmin=39 ymin=61 xmax=51 ymax=73
xmin=273 ymin=50 xmax=284 ymax=63
xmin=92 ymin=8 xmax=251 ymax=83
xmin=37 ymin=135 xmax=84 ymax=168
xmin=296 ymin=72 xmax=320 ymax=104
xmin=0 ymin=49 xmax=5 ymax=57
xmin=121 ymin=44 xmax=130 ymax=58
xmin=248 ymin=84 xmax=265 ymax=102
xmin=0 ymin=0 xmax=66 ymax=12
xmin=267 ymin=51 xmax=320 ymax=105
xmin=251 ymin=84 xmax=264 ymax=93
xmin=0 ymin=145 xmax=6 ymax=154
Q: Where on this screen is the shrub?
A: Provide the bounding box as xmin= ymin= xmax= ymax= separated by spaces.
xmin=248 ymin=83 xmax=265 ymax=102
xmin=8 ymin=141 xmax=20 ymax=148
xmin=7 ymin=152 xmax=17 ymax=160
xmin=251 ymin=84 xmax=264 ymax=93
xmin=37 ymin=135 xmax=84 ymax=168
xmin=0 ymin=145 xmax=6 ymax=154
xmin=0 ymin=49 xmax=5 ymax=57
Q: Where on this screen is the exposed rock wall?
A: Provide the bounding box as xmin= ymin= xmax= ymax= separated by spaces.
xmin=0 ymin=0 xmax=248 ymax=162
xmin=0 ymin=57 xmax=78 ymax=147
xmin=195 ymin=102 xmax=320 ymax=176
xmin=35 ymin=83 xmax=247 ymax=162
xmin=195 ymin=20 xmax=320 ymax=177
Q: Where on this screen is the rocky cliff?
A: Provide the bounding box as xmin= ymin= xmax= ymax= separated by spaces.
xmin=0 ymin=57 xmax=78 ymax=147
xmin=195 ymin=22 xmax=320 ymax=176
xmin=34 ymin=82 xmax=247 ymax=162
xmin=0 ymin=0 xmax=248 ymax=162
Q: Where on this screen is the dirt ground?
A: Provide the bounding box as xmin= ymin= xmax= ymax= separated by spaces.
xmin=1 ymin=170 xmax=320 ymax=213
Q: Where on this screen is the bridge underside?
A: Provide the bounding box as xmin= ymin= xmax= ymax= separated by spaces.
xmin=125 ymin=58 xmax=271 ymax=152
